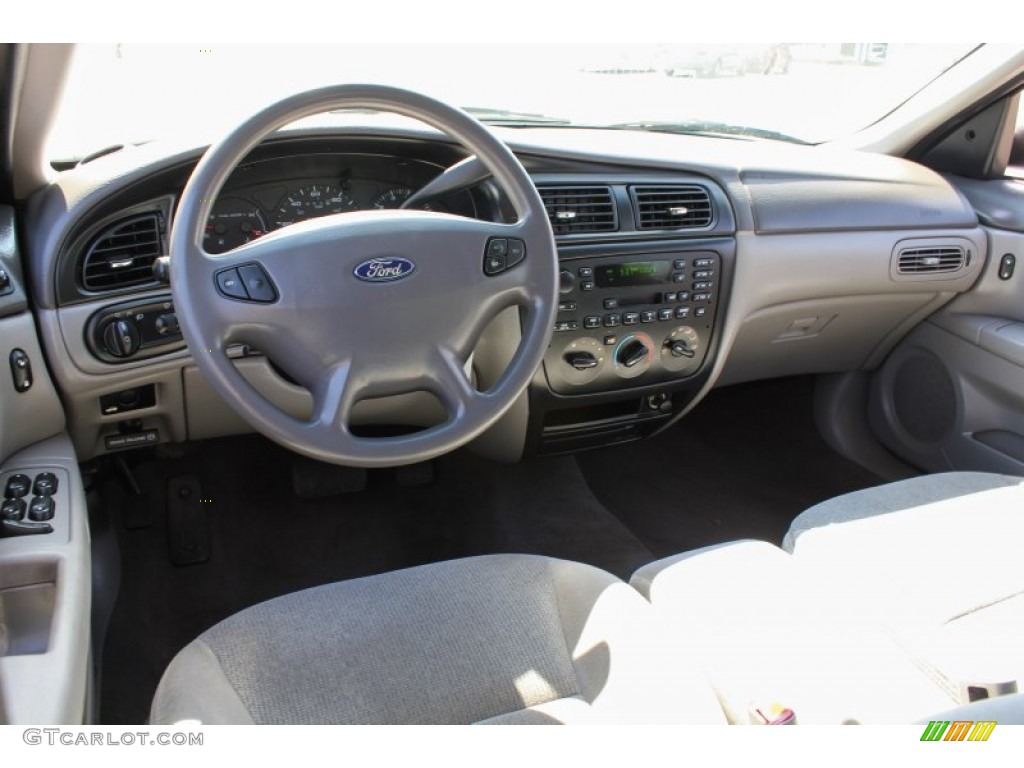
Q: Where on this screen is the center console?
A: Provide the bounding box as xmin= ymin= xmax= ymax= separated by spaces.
xmin=528 ymin=238 xmax=734 ymax=455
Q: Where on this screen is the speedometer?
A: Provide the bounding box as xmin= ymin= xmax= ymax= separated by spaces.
xmin=274 ymin=184 xmax=358 ymax=227
xmin=372 ymin=187 xmax=414 ymax=209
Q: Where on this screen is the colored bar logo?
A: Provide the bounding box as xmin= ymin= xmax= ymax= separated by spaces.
xmin=920 ymin=721 xmax=997 ymax=741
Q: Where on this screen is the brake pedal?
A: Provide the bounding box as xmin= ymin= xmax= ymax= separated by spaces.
xmin=291 ymin=457 xmax=367 ymax=499
xmin=395 ymin=461 xmax=435 ymax=488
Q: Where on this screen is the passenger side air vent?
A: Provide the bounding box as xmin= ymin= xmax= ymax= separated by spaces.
xmin=80 ymin=213 xmax=163 ymax=292
xmin=896 ymin=246 xmax=966 ymax=274
xmin=537 ymin=186 xmax=617 ymax=235
xmin=631 ymin=186 xmax=713 ymax=230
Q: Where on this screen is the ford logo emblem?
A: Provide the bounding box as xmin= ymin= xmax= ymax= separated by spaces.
xmin=353 ymin=257 xmax=416 ymax=283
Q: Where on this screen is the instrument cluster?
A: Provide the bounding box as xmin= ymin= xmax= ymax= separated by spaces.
xmin=200 ymin=152 xmax=478 ymax=254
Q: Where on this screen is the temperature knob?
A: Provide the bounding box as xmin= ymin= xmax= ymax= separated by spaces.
xmin=613 ymin=333 xmax=654 ymax=379
xmin=617 ymin=339 xmax=650 ymax=368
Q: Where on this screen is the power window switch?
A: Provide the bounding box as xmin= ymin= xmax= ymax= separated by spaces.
xmin=28 ymin=495 xmax=55 ymax=522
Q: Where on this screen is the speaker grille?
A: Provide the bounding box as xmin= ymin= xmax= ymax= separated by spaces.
xmin=892 ymin=353 xmax=956 ymax=443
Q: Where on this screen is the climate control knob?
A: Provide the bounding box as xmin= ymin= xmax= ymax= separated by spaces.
xmin=669 ymin=339 xmax=696 ymax=358
xmin=661 ymin=326 xmax=701 ymax=372
xmin=557 ymin=336 xmax=605 ymax=386
xmin=102 ymin=318 xmax=141 ymax=358
xmin=617 ymin=339 xmax=650 ymax=368
xmin=612 ymin=332 xmax=654 ymax=379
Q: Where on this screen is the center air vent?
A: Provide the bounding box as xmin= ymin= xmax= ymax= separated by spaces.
xmin=896 ymin=246 xmax=966 ymax=274
xmin=632 ymin=186 xmax=712 ymax=230
xmin=81 ymin=213 xmax=163 ymax=292
xmin=537 ymin=186 xmax=617 ymax=235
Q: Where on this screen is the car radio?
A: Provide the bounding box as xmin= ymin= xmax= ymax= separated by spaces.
xmin=544 ymin=251 xmax=721 ymax=395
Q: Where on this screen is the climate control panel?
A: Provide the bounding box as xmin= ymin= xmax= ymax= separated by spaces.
xmin=543 ymin=251 xmax=721 ymax=395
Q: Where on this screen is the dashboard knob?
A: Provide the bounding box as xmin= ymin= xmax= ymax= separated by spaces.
xmin=558 ymin=270 xmax=575 ymax=294
xmin=617 ymin=339 xmax=649 ymax=368
xmin=564 ymin=351 xmax=599 ymax=371
xmin=155 ymin=313 xmax=180 ymax=337
xmin=669 ymin=339 xmax=696 ymax=358
xmin=102 ymin=318 xmax=141 ymax=358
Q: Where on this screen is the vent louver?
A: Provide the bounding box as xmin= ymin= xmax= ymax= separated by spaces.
xmin=632 ymin=186 xmax=712 ymax=230
xmin=897 ymin=246 xmax=966 ymax=274
xmin=537 ymin=186 xmax=617 ymax=235
xmin=81 ymin=214 xmax=163 ymax=292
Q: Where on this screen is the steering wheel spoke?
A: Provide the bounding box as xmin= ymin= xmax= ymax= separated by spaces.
xmin=429 ymin=344 xmax=483 ymax=419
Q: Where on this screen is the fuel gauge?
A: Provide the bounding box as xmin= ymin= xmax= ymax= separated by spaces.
xmin=204 ymin=198 xmax=267 ymax=254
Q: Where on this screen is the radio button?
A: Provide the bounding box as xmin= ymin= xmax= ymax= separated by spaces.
xmin=693 ymin=293 xmax=712 ymax=302
xmin=672 ymin=273 xmax=686 ymax=283
xmin=693 ymin=282 xmax=713 ymax=291
xmin=694 ymin=270 xmax=714 ymax=278
xmin=677 ymin=291 xmax=690 ymax=302
xmin=673 ymin=259 xmax=687 ymax=269
xmin=694 ymin=258 xmax=714 ymax=267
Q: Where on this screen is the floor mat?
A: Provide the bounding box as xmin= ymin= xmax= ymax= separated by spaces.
xmin=98 ymin=437 xmax=652 ymax=724
xmin=577 ymin=376 xmax=883 ymax=558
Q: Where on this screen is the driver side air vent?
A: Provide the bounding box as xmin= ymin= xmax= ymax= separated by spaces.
xmin=632 ymin=185 xmax=713 ymax=230
xmin=537 ymin=186 xmax=617 ymax=235
xmin=81 ymin=213 xmax=163 ymax=291
xmin=896 ymin=246 xmax=966 ymax=274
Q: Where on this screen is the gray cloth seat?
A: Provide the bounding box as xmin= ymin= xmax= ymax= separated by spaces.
xmin=783 ymin=471 xmax=1024 ymax=705
xmin=630 ymin=540 xmax=959 ymax=723
xmin=150 ymin=554 xmax=727 ymax=725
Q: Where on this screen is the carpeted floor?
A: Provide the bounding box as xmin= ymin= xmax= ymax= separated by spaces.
xmin=96 ymin=375 xmax=882 ymax=724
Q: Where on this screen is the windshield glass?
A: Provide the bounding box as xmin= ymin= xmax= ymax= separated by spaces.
xmin=48 ymin=43 xmax=979 ymax=161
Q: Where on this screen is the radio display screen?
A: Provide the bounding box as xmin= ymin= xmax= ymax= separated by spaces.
xmin=594 ymin=260 xmax=671 ymax=288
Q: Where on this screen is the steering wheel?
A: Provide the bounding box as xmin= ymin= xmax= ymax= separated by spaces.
xmin=169 ymin=85 xmax=558 ymax=467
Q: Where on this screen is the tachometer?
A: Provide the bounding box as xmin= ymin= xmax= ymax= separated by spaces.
xmin=203 ymin=198 xmax=267 ymax=254
xmin=274 ymin=184 xmax=358 ymax=227
xmin=372 ymin=187 xmax=414 ymax=209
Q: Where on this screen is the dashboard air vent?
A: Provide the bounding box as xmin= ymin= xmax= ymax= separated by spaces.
xmin=896 ymin=246 xmax=966 ymax=275
xmin=632 ymin=186 xmax=712 ymax=230
xmin=537 ymin=186 xmax=617 ymax=235
xmin=81 ymin=213 xmax=163 ymax=291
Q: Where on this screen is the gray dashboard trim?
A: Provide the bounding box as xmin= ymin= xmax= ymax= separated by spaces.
xmin=947 ymin=176 xmax=1024 ymax=233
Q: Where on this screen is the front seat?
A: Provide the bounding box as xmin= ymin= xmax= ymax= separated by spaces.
xmin=150 ymin=554 xmax=727 ymax=725
xmin=783 ymin=471 xmax=1024 ymax=705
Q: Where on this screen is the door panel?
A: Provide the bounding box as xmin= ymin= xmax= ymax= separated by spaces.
xmin=871 ymin=225 xmax=1024 ymax=474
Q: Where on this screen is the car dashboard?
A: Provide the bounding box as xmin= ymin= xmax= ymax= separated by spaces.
xmin=7 ymin=122 xmax=987 ymax=465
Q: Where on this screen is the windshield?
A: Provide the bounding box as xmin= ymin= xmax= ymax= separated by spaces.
xmin=48 ymin=43 xmax=980 ymax=161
